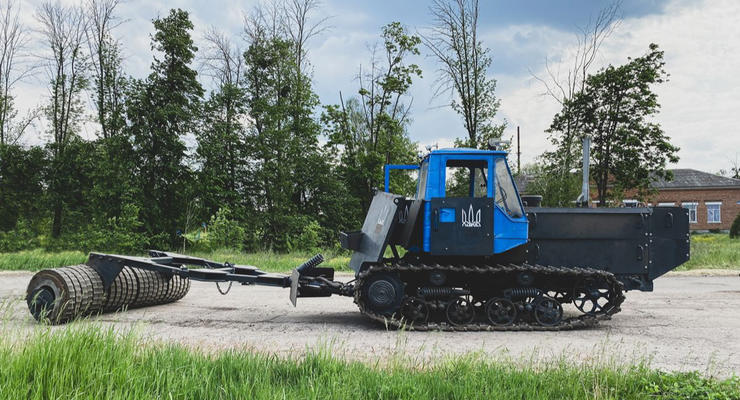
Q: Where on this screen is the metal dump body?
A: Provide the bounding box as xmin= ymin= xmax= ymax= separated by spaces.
xmin=525 ymin=206 xmax=690 ymax=291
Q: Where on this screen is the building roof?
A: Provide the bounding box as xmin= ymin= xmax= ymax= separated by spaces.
xmin=652 ymin=169 xmax=740 ymax=189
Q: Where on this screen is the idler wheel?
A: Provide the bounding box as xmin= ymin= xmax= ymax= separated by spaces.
xmin=485 ymin=297 xmax=517 ymax=326
xmin=362 ymin=272 xmax=404 ymax=315
xmin=533 ymin=296 xmax=563 ymax=326
xmin=445 ymin=297 xmax=475 ymax=325
xmin=573 ymin=278 xmax=614 ymax=315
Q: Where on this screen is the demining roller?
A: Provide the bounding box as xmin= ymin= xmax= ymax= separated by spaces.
xmin=27 ymin=253 xmax=191 ymax=324
xmin=26 ymin=250 xmax=329 ymax=324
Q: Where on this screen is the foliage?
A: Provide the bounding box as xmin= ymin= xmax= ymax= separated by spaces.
xmin=520 ymin=161 xmax=581 ymax=207
xmin=202 ymin=207 xmax=248 ymax=251
xmin=324 ymin=22 xmax=421 ymax=215
xmin=242 ymin=30 xmax=340 ymax=251
xmin=0 ymin=144 xmax=46 ymax=231
xmin=729 ymin=214 xmax=740 ymax=239
xmin=0 ymin=219 xmax=42 ymax=253
xmin=3 ymin=9 xmax=450 ymax=254
xmin=127 ymin=9 xmax=203 ymax=242
xmin=196 ymin=83 xmax=250 ymax=220
xmin=1 ymin=326 xmax=738 ymax=399
xmin=546 ymin=43 xmax=679 ymax=206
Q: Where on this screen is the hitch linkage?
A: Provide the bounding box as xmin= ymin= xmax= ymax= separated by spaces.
xmin=85 ymin=250 xmax=354 ymax=305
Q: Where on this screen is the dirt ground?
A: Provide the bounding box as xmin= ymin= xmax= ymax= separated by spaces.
xmin=2 ymin=271 xmax=739 ymax=375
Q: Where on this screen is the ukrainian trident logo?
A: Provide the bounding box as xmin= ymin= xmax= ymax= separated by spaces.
xmin=461 ymin=204 xmax=481 ymax=228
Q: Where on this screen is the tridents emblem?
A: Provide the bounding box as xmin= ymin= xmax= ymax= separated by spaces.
xmin=461 ymin=204 xmax=481 ymax=228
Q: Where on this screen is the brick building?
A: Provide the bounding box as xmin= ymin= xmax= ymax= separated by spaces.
xmin=648 ymin=169 xmax=740 ymax=231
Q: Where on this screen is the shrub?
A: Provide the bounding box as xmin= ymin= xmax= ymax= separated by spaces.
xmin=731 ymin=213 xmax=740 ymax=239
xmin=0 ymin=219 xmax=41 ymax=252
xmin=293 ymin=219 xmax=321 ymax=252
xmin=208 ymin=208 xmax=246 ymax=250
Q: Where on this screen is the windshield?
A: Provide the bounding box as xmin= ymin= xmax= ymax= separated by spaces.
xmin=494 ymin=158 xmax=524 ymax=218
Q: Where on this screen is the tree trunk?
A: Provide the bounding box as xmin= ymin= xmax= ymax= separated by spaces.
xmin=51 ymin=196 xmax=63 ymax=238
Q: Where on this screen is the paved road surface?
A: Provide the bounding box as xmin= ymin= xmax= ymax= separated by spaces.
xmin=2 ymin=271 xmax=739 ymax=374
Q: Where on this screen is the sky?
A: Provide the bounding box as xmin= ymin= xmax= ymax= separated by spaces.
xmin=12 ymin=0 xmax=740 ymax=173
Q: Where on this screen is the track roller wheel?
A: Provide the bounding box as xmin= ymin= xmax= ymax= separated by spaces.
xmin=400 ymin=297 xmax=429 ymax=324
xmin=533 ymin=296 xmax=563 ymax=326
xmin=445 ymin=297 xmax=475 ymax=325
xmin=485 ymin=298 xmax=517 ymax=326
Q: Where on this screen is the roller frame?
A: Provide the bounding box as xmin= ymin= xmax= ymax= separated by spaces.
xmin=85 ymin=250 xmax=346 ymax=305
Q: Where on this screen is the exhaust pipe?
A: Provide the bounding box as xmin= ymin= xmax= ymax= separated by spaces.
xmin=576 ymin=136 xmax=591 ymax=208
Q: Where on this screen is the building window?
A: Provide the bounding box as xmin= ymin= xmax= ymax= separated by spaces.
xmin=706 ymin=202 xmax=722 ymax=224
xmin=682 ymin=202 xmax=698 ymax=223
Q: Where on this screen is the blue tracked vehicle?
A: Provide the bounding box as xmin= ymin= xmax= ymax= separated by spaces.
xmin=26 ymin=147 xmax=690 ymax=330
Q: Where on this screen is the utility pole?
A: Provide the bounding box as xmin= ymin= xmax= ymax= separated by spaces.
xmin=516 ymin=126 xmax=521 ymax=175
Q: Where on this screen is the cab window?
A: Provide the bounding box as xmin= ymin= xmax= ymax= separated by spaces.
xmin=494 ymin=158 xmax=524 ymax=218
xmin=444 ymin=159 xmax=488 ymax=198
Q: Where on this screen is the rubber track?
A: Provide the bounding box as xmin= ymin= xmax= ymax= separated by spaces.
xmin=354 ymin=262 xmax=626 ymax=331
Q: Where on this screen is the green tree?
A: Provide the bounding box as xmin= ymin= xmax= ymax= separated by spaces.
xmin=243 ymin=34 xmax=327 ymax=250
xmin=0 ymin=144 xmax=47 ymax=231
xmin=325 ymin=22 xmax=421 ymax=215
xmin=37 ymin=2 xmax=89 ymax=238
xmin=196 ymin=28 xmax=250 ymax=223
xmin=127 ymin=9 xmax=203 ymax=238
xmin=424 ymin=0 xmax=505 ymax=148
xmin=548 ymin=43 xmax=679 ymax=206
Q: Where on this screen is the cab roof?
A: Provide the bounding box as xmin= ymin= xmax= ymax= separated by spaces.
xmin=424 ymin=147 xmax=508 ymax=158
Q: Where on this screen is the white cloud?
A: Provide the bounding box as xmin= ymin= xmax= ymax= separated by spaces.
xmin=494 ymin=0 xmax=740 ymax=172
xmin=12 ymin=0 xmax=740 ymax=175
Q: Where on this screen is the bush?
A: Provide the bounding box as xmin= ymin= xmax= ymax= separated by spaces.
xmin=208 ymin=207 xmax=246 ymax=250
xmin=731 ymin=213 xmax=740 ymax=239
xmin=292 ymin=219 xmax=322 ymax=252
xmin=0 ymin=219 xmax=41 ymax=252
xmin=43 ymin=204 xmax=147 ymax=253
xmin=182 ymin=208 xmax=247 ymax=252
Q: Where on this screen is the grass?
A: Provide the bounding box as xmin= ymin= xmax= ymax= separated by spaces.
xmin=679 ymin=234 xmax=740 ymax=270
xmin=189 ymin=249 xmax=351 ymax=273
xmin=0 ymin=233 xmax=737 ymax=273
xmin=0 ymin=325 xmax=737 ymax=400
xmin=0 ymin=249 xmax=87 ymax=271
xmin=0 ymin=248 xmax=351 ymax=273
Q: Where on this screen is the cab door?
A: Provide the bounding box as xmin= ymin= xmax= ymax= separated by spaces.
xmin=429 ymin=158 xmax=494 ymax=256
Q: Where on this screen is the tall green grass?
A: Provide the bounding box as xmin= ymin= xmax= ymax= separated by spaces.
xmin=189 ymin=249 xmax=351 ymax=273
xmin=0 ymin=249 xmax=87 ymax=271
xmin=0 ymin=248 xmax=351 ymax=273
xmin=0 ymin=325 xmax=737 ymax=400
xmin=679 ymin=234 xmax=740 ymax=270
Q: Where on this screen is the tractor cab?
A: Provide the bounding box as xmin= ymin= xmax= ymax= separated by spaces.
xmin=343 ymin=148 xmax=529 ymax=272
xmin=411 ymin=148 xmax=528 ymax=256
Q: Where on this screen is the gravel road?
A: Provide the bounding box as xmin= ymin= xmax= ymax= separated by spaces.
xmin=2 ymin=271 xmax=739 ymax=374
